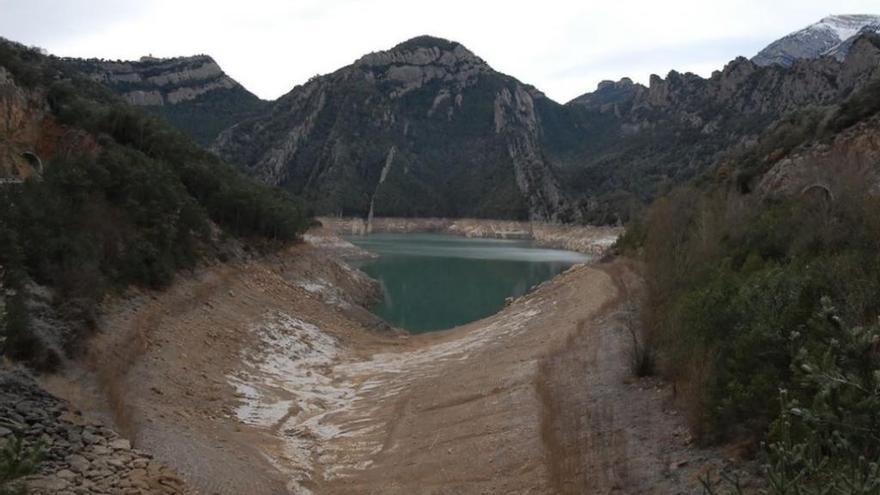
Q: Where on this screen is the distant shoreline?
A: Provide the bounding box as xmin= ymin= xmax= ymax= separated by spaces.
xmin=316 ymin=216 xmax=623 ymax=256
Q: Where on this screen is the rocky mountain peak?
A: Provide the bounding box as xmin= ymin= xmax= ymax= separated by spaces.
xmin=354 ymin=35 xmax=488 ymax=71
xmin=753 ymin=13 xmax=880 ymax=66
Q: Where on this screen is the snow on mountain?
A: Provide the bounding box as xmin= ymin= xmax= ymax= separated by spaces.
xmin=753 ymin=14 xmax=880 ymax=66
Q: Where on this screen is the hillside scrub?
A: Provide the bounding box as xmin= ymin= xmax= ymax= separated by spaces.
xmin=0 ymin=40 xmax=309 ymax=369
xmin=624 ymin=163 xmax=880 ymax=490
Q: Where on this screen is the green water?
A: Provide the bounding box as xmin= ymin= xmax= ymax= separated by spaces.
xmin=347 ymin=233 xmax=591 ymax=332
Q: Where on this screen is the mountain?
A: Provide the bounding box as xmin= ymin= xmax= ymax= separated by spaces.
xmin=562 ymin=33 xmax=880 ymax=212
xmin=214 ymin=36 xmax=571 ymax=221
xmin=0 ymin=38 xmax=307 ymax=368
xmin=212 ymin=34 xmax=880 ymax=224
xmin=69 ymin=55 xmax=266 ymax=145
xmin=620 ymin=50 xmax=880 ymax=487
xmin=753 ymin=14 xmax=880 ymax=66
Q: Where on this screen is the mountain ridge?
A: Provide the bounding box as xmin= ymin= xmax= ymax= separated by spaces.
xmin=214 ymin=36 xmax=572 ymax=221
xmin=211 ymin=32 xmax=880 ymax=223
xmin=753 ymin=14 xmax=880 ymax=66
xmin=70 ymin=54 xmax=266 ymax=145
xmin=47 ymin=23 xmax=880 ymax=225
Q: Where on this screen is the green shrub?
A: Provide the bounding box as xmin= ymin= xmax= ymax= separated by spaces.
xmin=0 ymin=435 xmax=43 ymax=495
xmin=766 ymin=298 xmax=880 ymax=494
xmin=632 ymin=175 xmax=880 ymax=489
xmin=0 ymin=38 xmax=310 ymax=367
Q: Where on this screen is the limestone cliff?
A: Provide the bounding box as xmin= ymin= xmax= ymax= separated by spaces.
xmin=214 ymin=36 xmax=571 ymax=221
xmin=71 ymin=55 xmax=265 ymax=145
xmin=215 ymin=33 xmax=880 ymax=224
xmin=558 ymin=34 xmax=880 ymax=222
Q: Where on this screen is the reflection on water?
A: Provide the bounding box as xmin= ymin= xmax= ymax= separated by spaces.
xmin=347 ymin=233 xmax=591 ymax=333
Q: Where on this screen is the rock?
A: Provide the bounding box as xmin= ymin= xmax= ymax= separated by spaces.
xmin=90 ymin=445 xmax=112 ymax=455
xmin=55 ymin=468 xmax=78 ymax=480
xmin=28 ymin=476 xmax=70 ymax=491
xmin=109 ymin=438 xmax=131 ymax=450
xmin=68 ymin=454 xmax=90 ymax=473
xmin=81 ymin=431 xmax=101 ymax=445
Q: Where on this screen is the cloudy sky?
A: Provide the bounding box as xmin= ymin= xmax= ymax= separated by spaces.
xmin=1 ymin=0 xmax=878 ymax=102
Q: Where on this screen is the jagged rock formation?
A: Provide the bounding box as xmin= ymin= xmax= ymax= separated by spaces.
xmin=71 ymin=55 xmax=265 ymax=145
xmin=214 ymin=36 xmax=572 ymax=221
xmin=753 ymin=14 xmax=880 ymax=66
xmin=213 ymin=32 xmax=880 ymax=223
xmin=559 ymin=34 xmax=880 ymax=221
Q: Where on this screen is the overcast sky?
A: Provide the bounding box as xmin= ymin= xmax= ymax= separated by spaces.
xmin=1 ymin=0 xmax=878 ymax=102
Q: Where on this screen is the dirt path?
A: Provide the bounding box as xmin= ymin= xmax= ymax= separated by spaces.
xmin=46 ymin=240 xmax=724 ymax=494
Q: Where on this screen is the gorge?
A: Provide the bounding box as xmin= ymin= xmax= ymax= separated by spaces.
xmin=1 ymin=10 xmax=880 ymax=495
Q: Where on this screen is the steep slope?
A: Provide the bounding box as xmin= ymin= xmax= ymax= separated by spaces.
xmin=70 ymin=55 xmax=266 ymax=145
xmin=0 ymin=38 xmax=308 ymax=370
xmin=753 ymin=14 xmax=880 ymax=66
xmin=618 ymin=43 xmax=880 ymax=492
xmin=214 ymin=36 xmax=572 ymax=222
xmin=561 ymin=34 xmax=880 ymax=222
xmin=215 ymin=33 xmax=880 ymax=224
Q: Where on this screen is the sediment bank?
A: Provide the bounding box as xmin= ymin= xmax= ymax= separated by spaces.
xmin=26 ymin=229 xmax=737 ymax=494
xmin=318 ymin=217 xmax=622 ymax=256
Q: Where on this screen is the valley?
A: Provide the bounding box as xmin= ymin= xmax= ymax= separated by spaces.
xmin=1 ymin=10 xmax=880 ymax=495
xmin=33 ymin=229 xmax=736 ymax=494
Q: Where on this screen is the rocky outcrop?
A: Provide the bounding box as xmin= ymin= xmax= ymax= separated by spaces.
xmin=214 ymin=36 xmax=573 ymax=221
xmin=74 ymin=55 xmax=240 ymax=106
xmin=571 ymin=36 xmax=880 ymax=121
xmin=557 ymin=33 xmax=880 ymax=222
xmin=757 ymin=115 xmax=880 ymax=198
xmin=0 ymin=369 xmax=189 ymax=494
xmin=214 ymin=31 xmax=880 ymax=225
xmin=0 ymin=67 xmax=97 ymax=182
xmin=71 ymin=55 xmax=265 ymax=145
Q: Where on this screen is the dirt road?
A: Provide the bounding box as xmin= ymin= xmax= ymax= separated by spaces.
xmin=46 ymin=241 xmax=723 ymax=494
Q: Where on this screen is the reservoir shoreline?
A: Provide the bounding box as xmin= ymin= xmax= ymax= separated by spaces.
xmin=346 ymin=232 xmax=591 ymax=332
xmin=317 ymin=216 xmax=622 ymax=257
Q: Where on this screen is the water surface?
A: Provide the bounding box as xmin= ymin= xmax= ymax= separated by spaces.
xmin=347 ymin=233 xmax=590 ymax=332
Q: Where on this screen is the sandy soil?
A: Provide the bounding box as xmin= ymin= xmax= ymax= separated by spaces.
xmin=44 ymin=234 xmax=731 ymax=494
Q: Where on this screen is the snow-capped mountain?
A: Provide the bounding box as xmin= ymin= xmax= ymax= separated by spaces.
xmin=753 ymin=14 xmax=880 ymax=66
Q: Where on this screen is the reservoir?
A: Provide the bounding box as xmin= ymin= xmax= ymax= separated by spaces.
xmin=346 ymin=233 xmax=591 ymax=332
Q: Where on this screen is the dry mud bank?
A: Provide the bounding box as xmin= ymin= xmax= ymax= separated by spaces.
xmin=41 ymin=231 xmax=734 ymax=494
xmin=318 ymin=217 xmax=622 ymax=256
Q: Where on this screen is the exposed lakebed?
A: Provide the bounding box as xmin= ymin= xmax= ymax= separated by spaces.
xmin=346 ymin=233 xmax=591 ymax=332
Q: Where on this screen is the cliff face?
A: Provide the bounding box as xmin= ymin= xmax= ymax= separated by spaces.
xmin=0 ymin=67 xmax=96 ymax=181
xmin=214 ymin=34 xmax=880 ymax=224
xmin=556 ymin=34 xmax=880 ymax=222
xmin=214 ymin=36 xmax=571 ymax=221
xmin=757 ymin=115 xmax=880 ymax=198
xmin=72 ymin=55 xmax=266 ymax=145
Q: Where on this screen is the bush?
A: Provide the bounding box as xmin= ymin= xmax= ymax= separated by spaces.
xmin=630 ymin=162 xmax=880 ymax=489
xmin=765 ymin=298 xmax=880 ymax=494
xmin=0 ymin=38 xmax=311 ymax=367
xmin=0 ymin=435 xmax=43 ymax=495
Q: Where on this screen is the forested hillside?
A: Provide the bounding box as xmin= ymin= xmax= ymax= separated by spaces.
xmin=0 ymin=39 xmax=309 ymax=370
xmin=620 ymin=66 xmax=880 ymax=492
